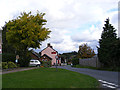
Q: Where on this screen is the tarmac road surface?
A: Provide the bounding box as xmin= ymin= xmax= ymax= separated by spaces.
xmin=57 ymin=65 xmax=119 ymax=89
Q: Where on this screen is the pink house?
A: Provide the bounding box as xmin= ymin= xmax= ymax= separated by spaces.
xmin=40 ymin=43 xmax=61 ymax=65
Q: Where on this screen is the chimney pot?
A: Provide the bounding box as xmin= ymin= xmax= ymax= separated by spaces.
xmin=47 ymin=43 xmax=51 ymax=47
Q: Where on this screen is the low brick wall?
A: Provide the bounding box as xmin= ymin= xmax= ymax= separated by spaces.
xmin=79 ymin=57 xmax=101 ymax=68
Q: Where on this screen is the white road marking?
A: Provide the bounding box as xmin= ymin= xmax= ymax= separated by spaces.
xmin=102 ymin=84 xmax=116 ymax=88
xmin=98 ymin=80 xmax=118 ymax=88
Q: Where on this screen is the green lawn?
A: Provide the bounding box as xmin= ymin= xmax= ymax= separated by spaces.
xmin=2 ymin=68 xmax=99 ymax=88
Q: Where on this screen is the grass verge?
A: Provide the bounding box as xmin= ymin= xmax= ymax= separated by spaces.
xmin=2 ymin=68 xmax=99 ymax=88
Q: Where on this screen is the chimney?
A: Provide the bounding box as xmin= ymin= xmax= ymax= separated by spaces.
xmin=50 ymin=46 xmax=53 ymax=48
xmin=47 ymin=43 xmax=51 ymax=47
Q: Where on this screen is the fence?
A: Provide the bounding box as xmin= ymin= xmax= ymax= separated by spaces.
xmin=79 ymin=56 xmax=101 ymax=68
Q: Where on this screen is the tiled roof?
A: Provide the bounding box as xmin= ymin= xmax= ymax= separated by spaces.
xmin=41 ymin=54 xmax=52 ymax=60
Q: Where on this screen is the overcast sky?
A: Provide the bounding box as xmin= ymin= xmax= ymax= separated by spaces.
xmin=0 ymin=0 xmax=119 ymax=54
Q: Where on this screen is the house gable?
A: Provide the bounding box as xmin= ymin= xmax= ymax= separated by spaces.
xmin=40 ymin=43 xmax=60 ymax=65
xmin=40 ymin=54 xmax=52 ymax=62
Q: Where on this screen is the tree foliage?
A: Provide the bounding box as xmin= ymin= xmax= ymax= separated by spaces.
xmin=60 ymin=51 xmax=78 ymax=63
xmin=77 ymin=43 xmax=95 ymax=59
xmin=98 ymin=18 xmax=118 ymax=67
xmin=6 ymin=11 xmax=51 ymax=66
xmin=1 ymin=24 xmax=15 ymax=54
xmin=6 ymin=11 xmax=51 ymax=51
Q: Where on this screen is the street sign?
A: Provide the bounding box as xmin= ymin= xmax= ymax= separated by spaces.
xmin=55 ymin=55 xmax=58 ymax=59
xmin=16 ymin=55 xmax=19 ymax=60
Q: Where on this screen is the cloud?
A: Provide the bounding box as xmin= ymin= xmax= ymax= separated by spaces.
xmin=71 ymin=25 xmax=102 ymax=42
xmin=0 ymin=0 xmax=119 ymax=53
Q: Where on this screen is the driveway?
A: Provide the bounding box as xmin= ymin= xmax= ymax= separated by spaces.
xmin=57 ymin=65 xmax=119 ymax=89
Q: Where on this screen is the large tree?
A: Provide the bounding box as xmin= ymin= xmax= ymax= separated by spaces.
xmin=2 ymin=24 xmax=15 ymax=54
xmin=77 ymin=43 xmax=95 ymax=59
xmin=98 ymin=18 xmax=117 ymax=67
xmin=6 ymin=11 xmax=51 ymax=66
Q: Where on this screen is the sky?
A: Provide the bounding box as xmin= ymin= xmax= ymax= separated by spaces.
xmin=0 ymin=0 xmax=119 ymax=54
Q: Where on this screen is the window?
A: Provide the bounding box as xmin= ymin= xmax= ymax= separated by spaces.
xmin=42 ymin=59 xmax=44 ymax=61
xmin=35 ymin=61 xmax=38 ymax=63
xmin=51 ymin=52 xmax=56 ymax=54
xmin=45 ymin=59 xmax=47 ymax=61
xmin=30 ymin=61 xmax=34 ymax=63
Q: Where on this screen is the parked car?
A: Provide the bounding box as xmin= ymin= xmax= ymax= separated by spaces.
xmin=29 ymin=59 xmax=41 ymax=67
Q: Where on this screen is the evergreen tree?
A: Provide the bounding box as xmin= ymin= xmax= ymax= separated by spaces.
xmin=98 ymin=18 xmax=117 ymax=67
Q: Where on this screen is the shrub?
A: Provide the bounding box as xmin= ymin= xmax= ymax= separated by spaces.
xmin=72 ymin=58 xmax=79 ymax=65
xmin=2 ymin=53 xmax=16 ymax=62
xmin=2 ymin=62 xmax=17 ymax=69
xmin=41 ymin=61 xmax=51 ymax=67
xmin=8 ymin=62 xmax=17 ymax=68
xmin=2 ymin=62 xmax=8 ymax=69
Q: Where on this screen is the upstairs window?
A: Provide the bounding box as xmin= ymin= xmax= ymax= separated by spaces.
xmin=51 ymin=52 xmax=56 ymax=54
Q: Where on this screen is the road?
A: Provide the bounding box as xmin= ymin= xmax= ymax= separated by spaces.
xmin=57 ymin=65 xmax=120 ymax=89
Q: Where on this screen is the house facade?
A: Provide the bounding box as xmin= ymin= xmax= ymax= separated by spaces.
xmin=40 ymin=54 xmax=52 ymax=62
xmin=40 ymin=43 xmax=61 ymax=65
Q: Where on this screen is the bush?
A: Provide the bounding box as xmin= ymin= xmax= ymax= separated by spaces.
xmin=2 ymin=62 xmax=17 ymax=69
xmin=2 ymin=62 xmax=8 ymax=69
xmin=8 ymin=61 xmax=17 ymax=68
xmin=2 ymin=53 xmax=16 ymax=62
xmin=72 ymin=58 xmax=79 ymax=65
xmin=41 ymin=61 xmax=51 ymax=67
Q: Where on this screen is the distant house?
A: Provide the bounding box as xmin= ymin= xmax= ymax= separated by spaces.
xmin=40 ymin=43 xmax=61 ymax=65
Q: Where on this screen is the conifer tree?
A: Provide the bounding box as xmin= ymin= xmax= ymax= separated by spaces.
xmin=98 ymin=18 xmax=117 ymax=67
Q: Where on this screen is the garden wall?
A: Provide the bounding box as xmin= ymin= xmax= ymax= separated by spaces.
xmin=79 ymin=56 xmax=101 ymax=68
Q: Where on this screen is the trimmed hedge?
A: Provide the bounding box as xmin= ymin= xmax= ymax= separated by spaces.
xmin=2 ymin=53 xmax=16 ymax=62
xmin=2 ymin=62 xmax=17 ymax=69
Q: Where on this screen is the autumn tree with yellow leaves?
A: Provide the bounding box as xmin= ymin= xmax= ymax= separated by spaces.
xmin=6 ymin=11 xmax=51 ymax=66
xmin=77 ymin=43 xmax=95 ymax=59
